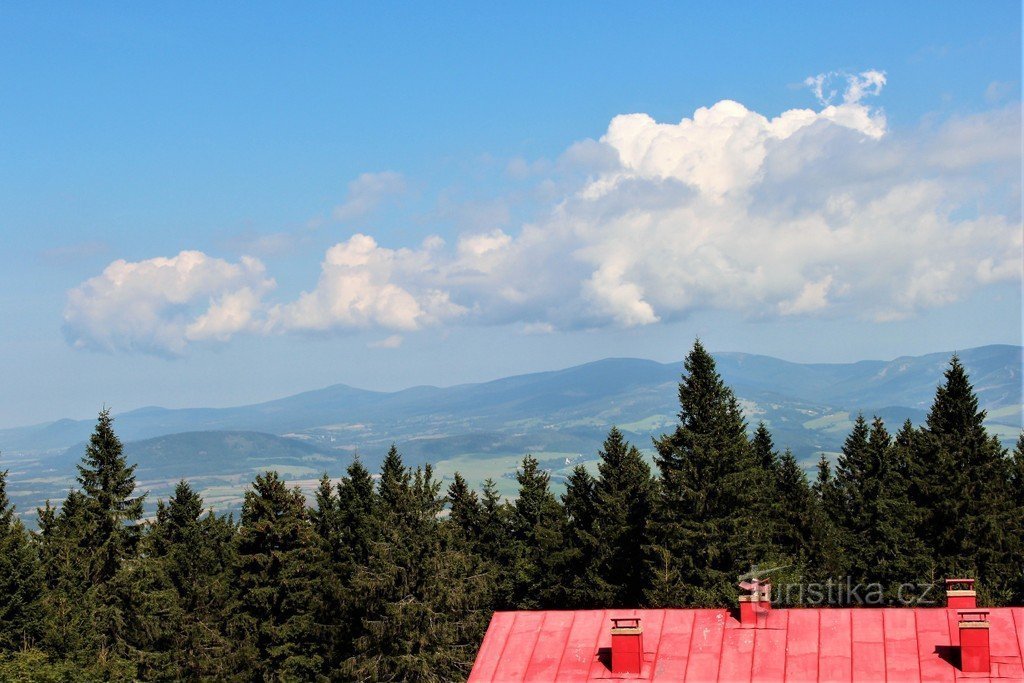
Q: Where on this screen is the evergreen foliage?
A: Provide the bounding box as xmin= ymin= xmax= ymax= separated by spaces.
xmin=647 ymin=340 xmax=770 ymax=606
xmin=2 ymin=348 xmax=1021 ymax=679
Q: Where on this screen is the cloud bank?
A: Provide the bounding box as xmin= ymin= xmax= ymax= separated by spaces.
xmin=64 ymin=71 xmax=1022 ymax=355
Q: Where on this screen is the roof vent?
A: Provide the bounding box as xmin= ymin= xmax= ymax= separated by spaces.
xmin=958 ymin=609 xmax=990 ymax=673
xmin=945 ymin=578 xmax=976 ymax=609
xmin=737 ymin=577 xmax=771 ymax=627
xmin=610 ymin=617 xmax=643 ymax=675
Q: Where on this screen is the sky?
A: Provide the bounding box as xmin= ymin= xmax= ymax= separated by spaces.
xmin=0 ymin=2 xmax=1021 ymax=428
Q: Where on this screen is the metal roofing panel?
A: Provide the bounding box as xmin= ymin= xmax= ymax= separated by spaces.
xmin=650 ymin=608 xmax=696 ymax=682
xmin=555 ymin=610 xmax=605 ymax=682
xmin=915 ymin=607 xmax=954 ymax=683
xmin=684 ymin=610 xmax=727 ymax=681
xmin=719 ymin=626 xmax=756 ymax=682
xmin=468 ymin=611 xmax=516 ymax=683
xmin=750 ymin=615 xmax=788 ymax=683
xmin=526 ymin=611 xmax=577 ymax=682
xmin=469 ymin=607 xmax=1024 ymax=682
xmin=884 ymin=609 xmax=922 ymax=681
xmin=850 ymin=609 xmax=886 ymax=683
xmin=818 ymin=609 xmax=852 ymax=683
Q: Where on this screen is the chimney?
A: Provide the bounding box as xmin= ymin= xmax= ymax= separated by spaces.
xmin=945 ymin=578 xmax=976 ymax=609
xmin=958 ymin=609 xmax=991 ymax=673
xmin=737 ymin=577 xmax=772 ymax=627
xmin=610 ymin=617 xmax=643 ymax=675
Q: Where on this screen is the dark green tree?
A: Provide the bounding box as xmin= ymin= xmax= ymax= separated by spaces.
xmin=560 ymin=465 xmax=600 ymax=607
xmin=647 ymin=340 xmax=767 ymax=606
xmin=77 ymin=409 xmax=145 ymax=584
xmin=228 ymin=471 xmax=328 ymax=679
xmin=0 ymin=459 xmax=42 ymax=652
xmin=506 ymin=455 xmax=567 ymax=609
xmin=911 ymin=356 xmax=1018 ymax=601
xmin=345 ymin=453 xmax=490 ymax=681
xmin=592 ymin=427 xmax=655 ymax=607
xmin=448 ymin=472 xmax=483 ymax=543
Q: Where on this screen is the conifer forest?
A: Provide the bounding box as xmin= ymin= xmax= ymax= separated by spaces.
xmin=1 ymin=341 xmax=1021 ymax=681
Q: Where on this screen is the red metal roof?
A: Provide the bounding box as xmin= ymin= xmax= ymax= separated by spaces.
xmin=469 ymin=607 xmax=1024 ymax=682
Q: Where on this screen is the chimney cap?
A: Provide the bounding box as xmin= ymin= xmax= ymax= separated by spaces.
xmin=945 ymin=578 xmax=976 ymax=588
xmin=958 ymin=609 xmax=990 ymax=626
xmin=611 ymin=617 xmax=641 ymax=630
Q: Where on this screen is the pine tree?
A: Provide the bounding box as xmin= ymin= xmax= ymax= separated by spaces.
xmin=228 ymin=471 xmax=328 ymax=679
xmin=0 ymin=458 xmax=42 ymax=652
xmin=345 ymin=453 xmax=491 ymax=681
xmin=647 ymin=340 xmax=767 ymax=606
xmin=592 ymin=427 xmax=655 ymax=607
xmin=37 ymin=410 xmax=147 ymax=677
xmin=477 ymin=478 xmax=514 ymax=609
xmin=448 ymin=472 xmax=483 ymax=542
xmin=773 ymin=449 xmax=815 ymax=563
xmin=508 ymin=455 xmax=566 ymax=609
xmin=560 ymin=465 xmax=600 ymax=607
xmin=806 ymin=454 xmax=845 ymax=583
xmin=911 ymin=356 xmax=1017 ymax=600
xmin=135 ymin=481 xmax=235 ymax=679
xmin=76 ymin=408 xmax=145 ymax=584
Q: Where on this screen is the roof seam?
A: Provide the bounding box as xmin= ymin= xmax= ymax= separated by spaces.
xmin=881 ymin=608 xmax=889 ymax=683
xmin=494 ymin=611 xmax=518 ymax=679
xmin=552 ymin=609 xmax=577 ymax=681
xmin=522 ymin=611 xmax=547 ymax=683
xmin=683 ymin=608 xmax=701 ymax=681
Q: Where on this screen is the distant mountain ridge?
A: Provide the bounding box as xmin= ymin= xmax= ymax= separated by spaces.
xmin=2 ymin=344 xmax=1020 ymax=522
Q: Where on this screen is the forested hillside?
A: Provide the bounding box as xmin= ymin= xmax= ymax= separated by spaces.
xmin=1 ymin=342 xmax=1021 ymax=680
xmin=2 ymin=345 xmax=1019 ymax=525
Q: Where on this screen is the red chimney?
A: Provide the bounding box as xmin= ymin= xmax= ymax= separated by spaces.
xmin=610 ymin=617 xmax=643 ymax=675
xmin=945 ymin=578 xmax=976 ymax=609
xmin=958 ymin=609 xmax=991 ymax=673
xmin=737 ymin=577 xmax=771 ymax=627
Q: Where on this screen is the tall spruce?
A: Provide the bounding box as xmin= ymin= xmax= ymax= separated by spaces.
xmin=592 ymin=427 xmax=655 ymax=607
xmin=77 ymin=408 xmax=145 ymax=584
xmin=228 ymin=471 xmax=327 ymax=679
xmin=508 ymin=455 xmax=566 ymax=608
xmin=912 ymin=356 xmax=1017 ymax=600
xmin=135 ymin=482 xmax=235 ymax=679
xmin=345 ymin=453 xmax=490 ymax=681
xmin=0 ymin=459 xmax=42 ymax=652
xmin=647 ymin=340 xmax=767 ymax=606
xmin=560 ymin=465 xmax=601 ymax=607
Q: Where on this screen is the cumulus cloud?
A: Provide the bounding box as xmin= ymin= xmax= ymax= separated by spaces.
xmin=64 ymin=251 xmax=274 ymax=355
xmin=268 ymin=234 xmax=466 ymax=332
xmin=66 ymin=71 xmax=1022 ymax=354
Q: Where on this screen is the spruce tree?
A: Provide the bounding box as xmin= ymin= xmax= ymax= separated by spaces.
xmin=228 ymin=471 xmax=327 ymax=679
xmin=135 ymin=481 xmax=235 ymax=679
xmin=647 ymin=340 xmax=767 ymax=606
xmin=912 ymin=356 xmax=1017 ymax=600
xmin=448 ymin=472 xmax=483 ymax=542
xmin=560 ymin=465 xmax=600 ymax=607
xmin=0 ymin=459 xmax=42 ymax=652
xmin=345 ymin=454 xmax=490 ymax=681
xmin=508 ymin=455 xmax=566 ymax=609
xmin=773 ymin=449 xmax=815 ymax=563
xmin=76 ymin=408 xmax=146 ymax=584
xmin=592 ymin=427 xmax=655 ymax=607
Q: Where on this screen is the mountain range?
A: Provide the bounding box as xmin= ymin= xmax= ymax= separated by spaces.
xmin=2 ymin=344 xmax=1020 ymax=522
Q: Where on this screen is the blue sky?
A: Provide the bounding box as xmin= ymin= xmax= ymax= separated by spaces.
xmin=1 ymin=2 xmax=1020 ymax=428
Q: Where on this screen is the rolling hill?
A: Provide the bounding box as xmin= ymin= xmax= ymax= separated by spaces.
xmin=2 ymin=344 xmax=1019 ymax=522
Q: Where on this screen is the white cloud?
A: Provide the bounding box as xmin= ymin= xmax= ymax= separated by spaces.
xmin=64 ymin=251 xmax=274 ymax=355
xmin=66 ymin=72 xmax=1022 ymax=354
xmin=268 ymin=234 xmax=466 ymax=332
xmin=333 ymin=171 xmax=407 ymax=222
